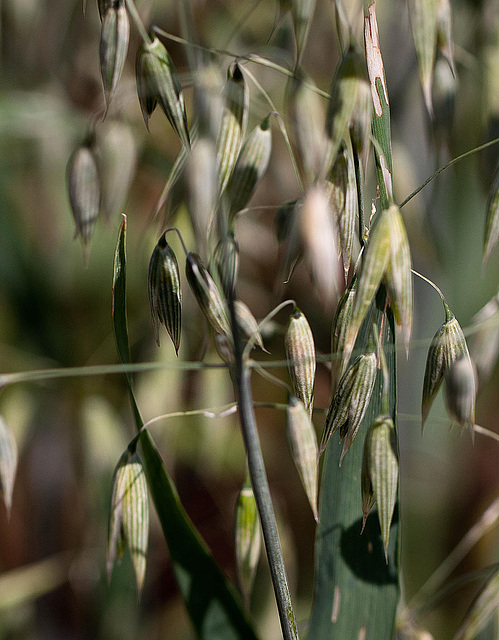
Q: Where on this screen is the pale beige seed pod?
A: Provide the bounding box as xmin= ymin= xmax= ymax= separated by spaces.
xmin=100 ymin=4 xmax=130 ymax=109
xmin=300 ymin=183 xmax=341 ymax=308
xmin=445 ymin=356 xmax=476 ymax=437
xmin=228 ymin=114 xmax=272 ymax=219
xmin=234 ymin=300 xmax=266 ymax=353
xmin=363 ymin=416 xmax=398 ymax=561
xmin=234 ymin=479 xmax=261 ymax=605
xmin=285 ymin=308 xmax=316 ymax=418
xmin=186 ymin=137 xmax=217 ymax=253
xmin=0 ymin=415 xmax=17 ymax=516
xmin=408 ymin=0 xmax=439 ymax=118
xmin=469 ymin=290 xmax=499 ymax=383
xmin=286 ymin=396 xmax=319 ymax=522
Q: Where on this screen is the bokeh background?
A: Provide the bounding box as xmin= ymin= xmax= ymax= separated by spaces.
xmin=0 ymin=0 xmax=497 ymax=638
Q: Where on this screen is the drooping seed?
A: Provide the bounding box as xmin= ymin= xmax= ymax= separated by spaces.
xmin=483 ymin=163 xmax=499 ymax=267
xmin=185 ymin=252 xmax=231 ymax=339
xmin=148 ymin=233 xmax=182 ymax=354
xmin=186 ymin=137 xmax=217 ymax=253
xmin=469 ymin=290 xmax=499 ymax=384
xmin=421 ymin=301 xmax=471 ymax=431
xmin=217 ymin=63 xmax=249 ymax=195
xmin=136 ymin=35 xmax=190 ymax=148
xmin=325 ymin=143 xmax=357 ymax=281
xmin=212 ymin=232 xmax=239 ymax=299
xmin=100 ymin=3 xmax=130 ymax=109
xmin=227 ymin=114 xmax=272 ymax=219
xmin=289 ymin=72 xmax=325 ymax=184
xmin=331 ymin=280 xmax=356 ymax=380
xmin=342 ymin=205 xmax=412 ymax=369
xmin=300 ymin=183 xmax=341 ymax=307
xmin=107 ymin=450 xmax=149 ymax=595
xmin=362 ymin=415 xmax=398 ymax=560
xmin=320 ymin=350 xmax=377 ymax=461
xmin=234 ymin=300 xmax=266 ymax=353
xmin=444 ymin=356 xmax=476 ymax=437
xmin=192 ymin=61 xmax=224 ymax=140
xmin=0 ymin=415 xmax=17 ymax=516
xmin=325 ymin=46 xmax=372 ymax=174
xmin=234 ymin=479 xmax=261 ymax=605
xmin=285 ymin=308 xmax=316 ymax=418
xmin=67 ymin=140 xmax=101 ymax=264
xmin=286 ymin=396 xmax=319 ymax=522
xmin=408 ymin=0 xmax=439 ymax=118
xmin=290 ymin=0 xmax=317 ymax=65
xmin=98 ymin=119 xmax=137 ymax=220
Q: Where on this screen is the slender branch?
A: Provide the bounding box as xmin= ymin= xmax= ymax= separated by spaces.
xmin=125 ymin=0 xmax=152 ymax=44
xmin=228 ymin=297 xmax=299 ymax=639
xmin=398 ymin=136 xmax=499 ymax=209
xmin=252 ymin=361 xmax=293 ymax=395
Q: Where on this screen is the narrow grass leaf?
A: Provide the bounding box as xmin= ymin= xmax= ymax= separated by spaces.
xmin=286 ymin=396 xmax=319 ymax=522
xmin=0 ymin=416 xmax=17 ymax=515
xmin=148 ymin=233 xmax=182 ymax=353
xmin=364 ymin=416 xmax=398 ymax=559
xmin=483 ymin=164 xmax=499 ymax=266
xmin=408 ymin=0 xmax=439 ymax=118
xmin=136 ymin=36 xmax=190 ymax=148
xmin=217 ymin=64 xmax=249 ymax=195
xmin=234 ymin=479 xmax=261 ymax=605
xmin=67 ymin=141 xmax=100 ymax=265
xmin=185 ymin=252 xmax=231 ymax=339
xmin=228 ymin=114 xmax=272 ymax=219
xmin=107 ymin=450 xmax=149 ymax=594
xmin=453 ymin=568 xmax=499 ymax=640
xmin=112 ymin=218 xmax=260 ymax=640
xmin=364 ymin=1 xmax=393 ymax=207
xmin=100 ymin=4 xmax=129 ymax=110
xmin=285 ymin=307 xmax=316 ymax=418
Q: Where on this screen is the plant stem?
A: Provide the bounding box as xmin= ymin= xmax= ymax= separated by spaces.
xmin=228 ymin=297 xmax=299 ymax=640
xmin=125 ymin=0 xmax=152 ymax=44
xmin=398 ymin=136 xmax=499 ymax=208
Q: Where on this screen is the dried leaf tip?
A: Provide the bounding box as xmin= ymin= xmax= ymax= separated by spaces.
xmin=286 ymin=396 xmax=319 ymax=522
xmin=107 ymin=450 xmax=149 ymax=595
xmin=148 ymin=233 xmax=182 ymax=354
xmin=362 ymin=416 xmax=398 ymax=560
xmin=285 ymin=308 xmax=316 ymax=418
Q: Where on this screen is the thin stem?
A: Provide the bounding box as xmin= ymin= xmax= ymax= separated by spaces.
xmin=399 ymin=136 xmax=499 ymax=209
xmin=411 ymin=268 xmax=446 ymax=303
xmin=125 ymin=0 xmax=152 ymax=44
xmin=228 ymin=295 xmax=299 ymax=639
xmin=164 ymin=227 xmax=189 ymax=256
xmin=252 ymin=361 xmax=292 ymax=396
xmin=408 ymin=495 xmax=499 ymax=613
xmin=242 ymin=299 xmax=295 ymax=360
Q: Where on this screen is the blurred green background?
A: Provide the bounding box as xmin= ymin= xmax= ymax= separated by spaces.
xmin=0 ymin=0 xmax=497 ymax=638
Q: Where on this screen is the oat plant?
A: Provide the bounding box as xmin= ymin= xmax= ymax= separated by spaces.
xmin=1 ymin=0 xmax=499 ymax=639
